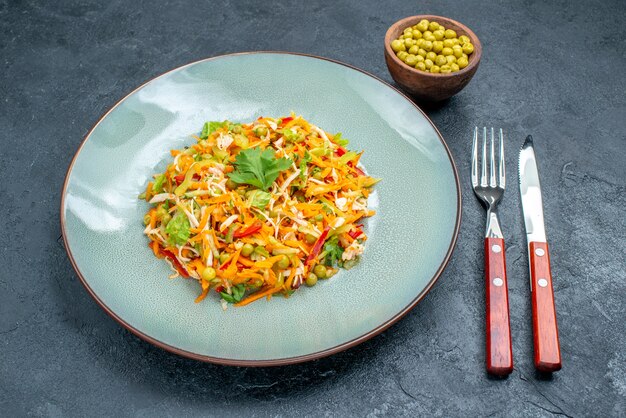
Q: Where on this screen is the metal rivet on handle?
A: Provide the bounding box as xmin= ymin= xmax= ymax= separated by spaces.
xmin=492 ymin=244 xmax=502 ymax=253
xmin=535 ymin=248 xmax=545 ymax=256
xmin=493 ymin=277 xmax=503 ymax=287
xmin=538 ymin=278 xmax=548 ymax=287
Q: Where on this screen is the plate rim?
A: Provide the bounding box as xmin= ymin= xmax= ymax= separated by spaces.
xmin=60 ymin=51 xmax=462 ymax=367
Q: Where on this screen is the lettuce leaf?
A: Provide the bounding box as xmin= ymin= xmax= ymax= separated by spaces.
xmin=165 ymin=211 xmax=190 ymax=246
xmin=200 ymin=121 xmax=227 ymax=139
xmin=248 ymin=190 xmax=272 ymax=209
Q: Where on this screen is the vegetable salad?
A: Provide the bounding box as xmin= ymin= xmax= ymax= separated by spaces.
xmin=140 ymin=115 xmax=379 ymax=308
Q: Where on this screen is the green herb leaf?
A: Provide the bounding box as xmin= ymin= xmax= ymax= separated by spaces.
xmin=200 ymin=121 xmax=227 ymax=139
xmin=247 ymin=190 xmax=272 ymax=209
xmin=220 ymin=292 xmax=236 ymax=303
xmin=165 ymin=211 xmax=191 ymax=246
xmin=323 ymin=237 xmax=344 ymax=266
xmin=228 ymin=147 xmax=292 ymax=191
xmin=221 ymin=284 xmax=246 ymax=303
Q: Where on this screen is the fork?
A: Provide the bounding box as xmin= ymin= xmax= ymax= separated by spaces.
xmin=472 ymin=127 xmax=514 ymax=376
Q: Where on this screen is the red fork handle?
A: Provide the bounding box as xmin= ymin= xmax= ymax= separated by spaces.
xmin=485 ymin=237 xmax=514 ymax=375
xmin=529 ymin=242 xmax=562 ymax=372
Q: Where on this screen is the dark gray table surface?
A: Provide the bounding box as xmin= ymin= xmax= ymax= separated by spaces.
xmin=2 ymin=1 xmax=625 ymax=416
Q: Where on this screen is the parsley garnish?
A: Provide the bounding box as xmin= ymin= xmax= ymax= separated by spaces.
xmin=228 ymin=147 xmax=292 ymax=191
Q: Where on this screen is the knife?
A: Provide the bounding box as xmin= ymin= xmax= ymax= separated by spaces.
xmin=519 ymin=135 xmax=562 ymax=372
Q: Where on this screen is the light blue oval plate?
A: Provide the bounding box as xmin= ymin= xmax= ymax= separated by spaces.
xmin=61 ymin=52 xmax=461 ymax=366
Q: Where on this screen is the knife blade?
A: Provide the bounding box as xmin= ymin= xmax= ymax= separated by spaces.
xmin=519 ymin=135 xmax=562 ymax=372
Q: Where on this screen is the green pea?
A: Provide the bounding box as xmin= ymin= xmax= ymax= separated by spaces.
xmin=458 ymin=35 xmax=470 ymax=44
xmin=415 ymin=55 xmax=425 ymax=62
xmin=314 ymin=214 xmax=324 ymax=222
xmin=444 ymin=29 xmax=457 ymax=39
xmin=276 ymin=255 xmax=290 ymax=269
xmin=226 ymin=179 xmax=238 ymax=190
xmin=453 ymin=46 xmax=463 ymax=58
xmin=403 ymin=27 xmax=413 ymax=36
xmin=408 ymin=45 xmax=419 ymax=55
xmin=450 ymin=63 xmax=460 ymax=72
xmin=442 ymin=47 xmax=453 ymax=56
xmin=452 ymin=38 xmax=460 ymax=46
xmin=403 ymin=38 xmax=414 ymax=48
xmin=417 ymin=48 xmax=427 ymax=58
xmin=416 ymin=20 xmax=429 ymax=32
xmin=433 ymin=30 xmax=445 ymax=41
xmin=397 ymin=51 xmax=409 ymax=60
xmin=428 ymin=21 xmax=439 ymax=31
xmin=421 ymin=40 xmax=433 ymax=52
xmin=440 ymin=65 xmax=452 ymax=74
xmin=424 ymin=59 xmax=434 ymax=69
xmin=432 ymin=41 xmax=443 ymax=53
xmin=415 ymin=38 xmax=424 ymax=47
xmin=415 ymin=62 xmax=426 ymax=71
xmin=457 ymin=56 xmax=469 ymax=69
xmin=426 ymin=51 xmax=437 ymax=61
xmin=219 ymin=252 xmax=230 ymax=264
xmin=254 ymin=125 xmax=268 ymax=137
xmin=241 ymin=243 xmax=254 ymax=257
xmin=305 ymin=233 xmax=317 ymax=244
xmin=313 ymin=264 xmax=327 ymax=279
xmin=405 ymin=54 xmax=418 ymax=66
xmin=161 ymin=213 xmax=171 ymax=225
xmin=430 ymin=65 xmax=441 ymax=74
xmin=422 ymin=30 xmax=432 ymax=38
xmin=446 ymin=55 xmax=456 ymax=64
xmin=231 ymin=124 xmax=243 ymax=134
xmin=400 ymin=53 xmax=410 ymax=64
xmin=202 ymin=267 xmax=216 ymax=281
xmin=424 ymin=34 xmax=436 ymax=42
xmin=412 ymin=30 xmax=422 ymax=39
xmin=305 ymin=273 xmax=318 ymax=287
xmin=462 ymin=43 xmax=474 ymax=54
xmin=443 ymin=39 xmax=455 ymax=48
xmin=435 ymin=55 xmax=447 ymax=66
xmin=143 ymin=214 xmax=151 ymax=225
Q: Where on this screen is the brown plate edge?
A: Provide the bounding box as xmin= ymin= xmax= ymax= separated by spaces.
xmin=59 ymin=51 xmax=463 ymax=367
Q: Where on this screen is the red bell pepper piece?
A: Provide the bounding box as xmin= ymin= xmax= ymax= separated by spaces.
xmin=174 ymin=173 xmax=201 ymax=185
xmin=348 ymin=229 xmax=363 ymax=239
xmin=161 ymin=249 xmax=189 ymax=277
xmin=335 ymin=147 xmax=347 ymax=157
xmin=233 ymin=222 xmax=263 ymax=238
xmin=305 ymin=226 xmax=331 ymax=266
xmin=280 ymin=116 xmax=293 ymax=125
xmin=215 ymin=285 xmax=224 ymax=293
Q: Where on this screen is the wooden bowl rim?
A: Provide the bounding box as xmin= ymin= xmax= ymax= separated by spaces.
xmin=384 ymin=15 xmax=482 ymax=78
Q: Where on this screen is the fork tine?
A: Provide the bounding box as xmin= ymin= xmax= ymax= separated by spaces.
xmin=471 ymin=127 xmax=478 ymax=187
xmin=480 ymin=127 xmax=487 ymax=186
xmin=489 ymin=127 xmax=496 ymax=187
xmin=499 ymin=128 xmax=505 ymax=188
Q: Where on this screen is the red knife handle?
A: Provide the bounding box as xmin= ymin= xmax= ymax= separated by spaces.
xmin=484 ymin=237 xmax=513 ymax=376
xmin=529 ymin=241 xmax=562 ymax=372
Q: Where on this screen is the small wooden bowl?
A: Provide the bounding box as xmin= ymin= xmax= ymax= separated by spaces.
xmin=384 ymin=15 xmax=482 ymax=102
